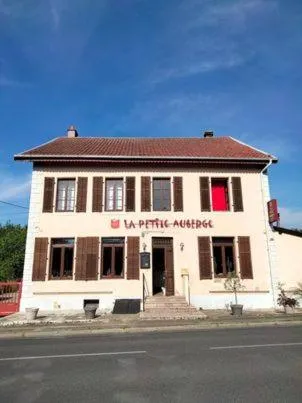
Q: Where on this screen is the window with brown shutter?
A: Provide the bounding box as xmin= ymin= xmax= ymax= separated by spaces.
xmin=173 ymin=177 xmax=183 ymax=212
xmin=101 ymin=238 xmax=125 ymax=278
xmin=126 ymin=177 xmax=135 ymax=212
xmin=92 ymin=177 xmax=103 ymax=212
xmin=232 ymin=177 xmax=244 ymax=212
xmin=198 ymin=237 xmax=212 ymax=279
xmin=75 ymin=237 xmax=99 ymax=280
xmin=200 ymin=177 xmax=211 ymax=211
xmin=141 ymin=177 xmax=151 ymax=212
xmin=127 ymin=237 xmax=139 ymax=280
xmin=42 ymin=177 xmax=55 ymax=213
xmin=238 ymin=236 xmax=253 ymax=279
xmin=76 ymin=177 xmax=88 ymax=212
xmin=32 ymin=238 xmax=48 ymax=281
xmin=212 ymin=237 xmax=235 ymax=277
xmin=49 ymin=238 xmax=74 ymax=279
xmin=56 ymin=179 xmax=75 ymax=212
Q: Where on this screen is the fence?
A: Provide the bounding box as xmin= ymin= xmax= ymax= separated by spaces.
xmin=0 ymin=281 xmax=22 ymax=316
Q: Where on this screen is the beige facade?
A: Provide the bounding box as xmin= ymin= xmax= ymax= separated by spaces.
xmin=274 ymin=231 xmax=302 ymax=291
xmin=20 ymin=163 xmax=280 ymax=311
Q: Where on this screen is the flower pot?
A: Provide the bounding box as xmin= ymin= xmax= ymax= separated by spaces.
xmin=25 ymin=307 xmax=39 ymax=321
xmin=84 ymin=305 xmax=97 ymax=319
xmin=230 ymin=304 xmax=243 ymax=316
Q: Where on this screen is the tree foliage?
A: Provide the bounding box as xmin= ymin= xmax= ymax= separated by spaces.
xmin=0 ymin=223 xmax=27 ymax=281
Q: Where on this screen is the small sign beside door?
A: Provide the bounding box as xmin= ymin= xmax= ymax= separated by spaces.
xmin=140 ymin=252 xmax=151 ymax=269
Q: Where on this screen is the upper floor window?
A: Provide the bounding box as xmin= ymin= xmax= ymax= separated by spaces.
xmin=50 ymin=238 xmax=74 ymax=279
xmin=211 ymin=179 xmax=229 ymax=211
xmin=105 ymin=179 xmax=123 ymax=211
xmin=153 ymin=178 xmax=171 ymax=211
xmin=56 ymin=179 xmax=75 ymax=212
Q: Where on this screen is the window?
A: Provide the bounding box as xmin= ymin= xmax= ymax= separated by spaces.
xmin=101 ymin=238 xmax=124 ymax=278
xmin=56 ymin=179 xmax=75 ymax=211
xmin=212 ymin=237 xmax=235 ymax=277
xmin=50 ymin=238 xmax=74 ymax=279
xmin=105 ymin=179 xmax=123 ymax=211
xmin=211 ymin=179 xmax=229 ymax=211
xmin=153 ymin=178 xmax=171 ymax=211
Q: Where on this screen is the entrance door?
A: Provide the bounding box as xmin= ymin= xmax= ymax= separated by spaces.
xmin=152 ymin=238 xmax=174 ymax=296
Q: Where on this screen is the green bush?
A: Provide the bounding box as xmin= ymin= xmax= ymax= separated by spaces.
xmin=0 ymin=223 xmax=27 ymax=281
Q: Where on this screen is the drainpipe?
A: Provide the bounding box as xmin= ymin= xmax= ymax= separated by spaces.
xmin=260 ymin=158 xmax=276 ymax=308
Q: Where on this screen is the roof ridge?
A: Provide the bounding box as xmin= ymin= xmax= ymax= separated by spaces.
xmin=56 ymin=136 xmax=229 ymax=140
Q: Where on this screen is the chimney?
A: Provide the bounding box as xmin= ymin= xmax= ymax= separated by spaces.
xmin=203 ymin=130 xmax=214 ymax=138
xmin=67 ymin=125 xmax=79 ymax=138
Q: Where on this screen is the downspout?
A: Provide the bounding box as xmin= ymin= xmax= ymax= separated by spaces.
xmin=260 ymin=159 xmax=276 ymax=307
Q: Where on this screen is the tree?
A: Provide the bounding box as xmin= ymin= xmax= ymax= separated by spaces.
xmin=0 ymin=223 xmax=27 ymax=281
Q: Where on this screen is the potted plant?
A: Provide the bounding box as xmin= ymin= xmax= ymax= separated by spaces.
xmin=84 ymin=303 xmax=98 ymax=319
xmin=25 ymin=307 xmax=39 ymax=321
xmin=277 ymin=283 xmax=298 ymax=314
xmin=224 ymin=272 xmax=245 ymax=316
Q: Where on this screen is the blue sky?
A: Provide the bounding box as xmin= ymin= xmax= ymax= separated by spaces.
xmin=0 ymin=0 xmax=301 ymax=227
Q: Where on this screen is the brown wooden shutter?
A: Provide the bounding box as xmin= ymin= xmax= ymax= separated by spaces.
xmin=92 ymin=177 xmax=103 ymax=212
xmin=238 ymin=236 xmax=253 ymax=279
xmin=173 ymin=177 xmax=183 ymax=212
xmin=200 ymin=177 xmax=211 ymax=211
xmin=32 ymin=238 xmax=48 ymax=281
xmin=76 ymin=177 xmax=88 ymax=212
xmin=126 ymin=177 xmax=135 ymax=212
xmin=42 ymin=177 xmax=55 ymax=213
xmin=232 ymin=177 xmax=244 ymax=212
xmin=198 ymin=237 xmax=212 ymax=279
xmin=127 ymin=237 xmax=140 ymax=280
xmin=141 ymin=177 xmax=151 ymax=212
xmin=75 ymin=237 xmax=99 ymax=280
xmin=165 ymin=240 xmax=175 ymax=296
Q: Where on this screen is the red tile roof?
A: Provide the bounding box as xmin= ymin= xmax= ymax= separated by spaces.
xmin=14 ymin=136 xmax=277 ymax=161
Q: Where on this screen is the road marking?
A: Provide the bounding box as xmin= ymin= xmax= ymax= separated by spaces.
xmin=0 ymin=350 xmax=147 ymax=362
xmin=210 ymin=342 xmax=302 ymax=350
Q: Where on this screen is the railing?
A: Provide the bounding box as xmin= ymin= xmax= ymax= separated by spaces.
xmin=0 ymin=281 xmax=22 ymax=316
xmin=142 ymin=273 xmax=149 ymax=312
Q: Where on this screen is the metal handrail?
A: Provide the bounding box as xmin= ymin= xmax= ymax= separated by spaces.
xmin=142 ymin=273 xmax=148 ymax=312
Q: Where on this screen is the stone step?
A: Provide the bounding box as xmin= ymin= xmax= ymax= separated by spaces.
xmin=145 ymin=301 xmax=188 ymax=308
xmin=140 ymin=312 xmax=207 ymax=320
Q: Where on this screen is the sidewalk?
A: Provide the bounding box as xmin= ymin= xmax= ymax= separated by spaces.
xmin=0 ymin=309 xmax=301 ymax=339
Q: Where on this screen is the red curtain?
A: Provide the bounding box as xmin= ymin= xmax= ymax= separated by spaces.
xmin=212 ymin=181 xmax=229 ymax=211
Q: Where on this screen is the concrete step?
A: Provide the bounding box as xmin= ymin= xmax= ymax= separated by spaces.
xmin=144 ymin=303 xmax=190 ymax=308
xmin=140 ymin=312 xmax=207 ymax=320
xmin=142 ymin=295 xmax=206 ymax=320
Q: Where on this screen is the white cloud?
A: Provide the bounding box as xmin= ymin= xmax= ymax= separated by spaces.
xmin=0 ymin=74 xmax=29 ymax=88
xmin=279 ymin=207 xmax=302 ymax=229
xmin=0 ymin=173 xmax=31 ymax=202
xmin=150 ymin=0 xmax=278 ymax=84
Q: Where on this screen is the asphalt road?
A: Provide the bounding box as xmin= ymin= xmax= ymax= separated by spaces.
xmin=0 ymin=326 xmax=301 ymax=403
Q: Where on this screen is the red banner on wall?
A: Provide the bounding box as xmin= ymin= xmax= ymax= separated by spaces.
xmin=267 ymin=199 xmax=279 ymax=224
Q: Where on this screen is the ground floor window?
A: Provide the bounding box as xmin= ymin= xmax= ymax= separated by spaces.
xmin=101 ymin=238 xmax=125 ymax=278
xmin=212 ymin=237 xmax=235 ymax=277
xmin=50 ymin=238 xmax=74 ymax=279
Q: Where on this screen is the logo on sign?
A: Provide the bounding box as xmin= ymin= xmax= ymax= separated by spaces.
xmin=111 ymin=219 xmax=120 ymax=229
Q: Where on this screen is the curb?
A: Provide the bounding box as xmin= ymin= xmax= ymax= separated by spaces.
xmin=0 ymin=319 xmax=301 ymax=339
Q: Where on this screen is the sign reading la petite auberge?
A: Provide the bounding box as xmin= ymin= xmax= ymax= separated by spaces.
xmin=111 ymin=218 xmax=214 ymax=229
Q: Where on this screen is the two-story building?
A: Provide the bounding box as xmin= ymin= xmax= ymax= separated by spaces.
xmin=15 ymin=126 xmax=284 ymax=313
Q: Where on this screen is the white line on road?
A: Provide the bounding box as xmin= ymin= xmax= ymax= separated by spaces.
xmin=210 ymin=342 xmax=302 ymax=350
xmin=0 ymin=350 xmax=147 ymax=362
